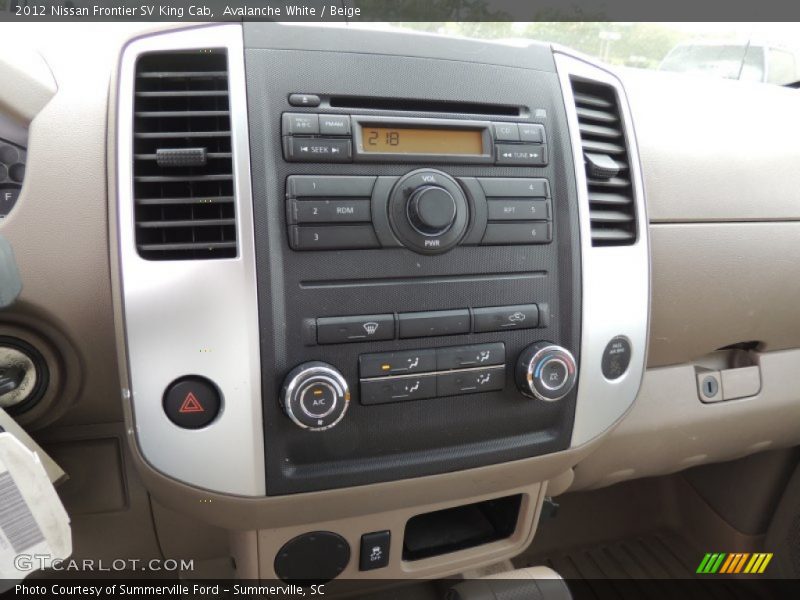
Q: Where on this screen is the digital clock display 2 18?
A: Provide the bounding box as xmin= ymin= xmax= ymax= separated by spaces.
xmin=361 ymin=126 xmax=483 ymax=155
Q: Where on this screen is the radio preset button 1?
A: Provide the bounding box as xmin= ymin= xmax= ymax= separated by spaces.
xmin=319 ymin=114 xmax=351 ymax=135
xmin=287 ymin=138 xmax=352 ymax=162
xmin=282 ymin=112 xmax=320 ymax=135
xmin=519 ymin=123 xmax=545 ymax=143
xmin=398 ymin=310 xmax=470 ymax=339
xmin=436 ymin=343 xmax=505 ymax=370
xmin=437 ymin=366 xmax=505 ymax=397
xmin=288 ymin=199 xmax=371 ymax=224
xmin=359 ymin=349 xmax=436 ymax=378
xmin=482 ymin=222 xmax=551 ymax=245
xmin=317 ymin=314 xmax=395 ymax=344
xmin=361 ymin=374 xmax=437 ymax=405
xmin=496 ymin=144 xmax=547 ymax=166
xmin=493 ymin=122 xmax=520 ymax=141
xmin=289 ymin=224 xmax=379 ymax=250
xmin=487 ymin=199 xmax=549 ymax=221
xmin=287 ymin=175 xmax=376 ymax=197
xmin=473 ymin=305 xmax=539 ymax=333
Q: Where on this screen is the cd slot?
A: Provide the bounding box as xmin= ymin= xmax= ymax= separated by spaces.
xmin=329 ymin=95 xmax=523 ymax=117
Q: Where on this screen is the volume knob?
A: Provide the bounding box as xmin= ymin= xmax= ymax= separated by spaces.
xmin=407 ymin=186 xmax=457 ymax=236
xmin=516 ymin=343 xmax=577 ymax=402
xmin=281 ymin=362 xmax=350 ymax=431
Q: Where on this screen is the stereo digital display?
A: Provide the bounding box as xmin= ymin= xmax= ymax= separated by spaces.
xmin=361 ymin=126 xmax=483 ymax=155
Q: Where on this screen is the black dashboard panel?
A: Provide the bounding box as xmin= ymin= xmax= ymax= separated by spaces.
xmin=243 ymin=26 xmax=582 ymax=495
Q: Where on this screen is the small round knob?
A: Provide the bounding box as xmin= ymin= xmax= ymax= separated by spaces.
xmin=407 ymin=186 xmax=456 ymax=236
xmin=281 ymin=362 xmax=350 ymax=431
xmin=516 ymin=342 xmax=577 ymax=402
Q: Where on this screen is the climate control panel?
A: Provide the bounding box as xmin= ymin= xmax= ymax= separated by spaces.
xmin=279 ymin=342 xmax=578 ymax=431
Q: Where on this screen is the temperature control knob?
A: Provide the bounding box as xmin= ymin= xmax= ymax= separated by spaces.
xmin=516 ymin=343 xmax=577 ymax=402
xmin=281 ymin=362 xmax=350 ymax=431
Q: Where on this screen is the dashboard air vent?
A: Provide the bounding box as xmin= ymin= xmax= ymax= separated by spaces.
xmin=570 ymin=78 xmax=636 ymax=246
xmin=133 ymin=50 xmax=236 ymax=260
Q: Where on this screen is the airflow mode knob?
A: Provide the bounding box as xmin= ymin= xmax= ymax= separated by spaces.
xmin=516 ymin=342 xmax=577 ymax=402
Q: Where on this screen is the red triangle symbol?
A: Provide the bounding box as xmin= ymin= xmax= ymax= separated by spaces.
xmin=179 ymin=392 xmax=205 ymax=414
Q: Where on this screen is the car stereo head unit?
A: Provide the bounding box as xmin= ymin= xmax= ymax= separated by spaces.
xmin=282 ymin=113 xmax=548 ymax=166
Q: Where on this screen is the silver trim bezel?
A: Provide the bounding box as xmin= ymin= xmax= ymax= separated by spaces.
xmin=116 ymin=24 xmax=265 ymax=495
xmin=554 ymin=50 xmax=651 ymax=447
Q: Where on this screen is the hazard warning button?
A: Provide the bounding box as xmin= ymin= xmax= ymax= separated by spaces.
xmin=163 ymin=376 xmax=221 ymax=429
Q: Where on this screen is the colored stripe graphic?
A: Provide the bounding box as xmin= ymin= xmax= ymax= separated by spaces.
xmin=698 ymin=552 xmax=773 ymax=574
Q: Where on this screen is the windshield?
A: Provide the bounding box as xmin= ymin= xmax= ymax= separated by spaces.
xmin=382 ymin=22 xmax=800 ymax=86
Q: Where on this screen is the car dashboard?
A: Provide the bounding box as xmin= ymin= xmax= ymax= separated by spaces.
xmin=1 ymin=21 xmax=799 ymax=584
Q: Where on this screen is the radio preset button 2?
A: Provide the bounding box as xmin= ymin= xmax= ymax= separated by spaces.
xmin=288 ymin=199 xmax=371 ymax=224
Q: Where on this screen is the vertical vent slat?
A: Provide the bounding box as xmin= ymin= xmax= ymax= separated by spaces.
xmin=570 ymin=78 xmax=637 ymax=247
xmin=133 ymin=49 xmax=237 ymax=260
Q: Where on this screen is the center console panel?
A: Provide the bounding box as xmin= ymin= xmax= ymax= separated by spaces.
xmin=245 ymin=32 xmax=582 ymax=495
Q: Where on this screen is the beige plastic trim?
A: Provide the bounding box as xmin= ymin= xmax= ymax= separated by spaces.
xmin=0 ymin=44 xmax=56 ymax=125
xmin=571 ymin=348 xmax=800 ymax=491
xmin=622 ymin=67 xmax=800 ymax=223
xmin=257 ymin=484 xmax=545 ymax=582
xmin=649 ymin=222 xmax=800 ymax=367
